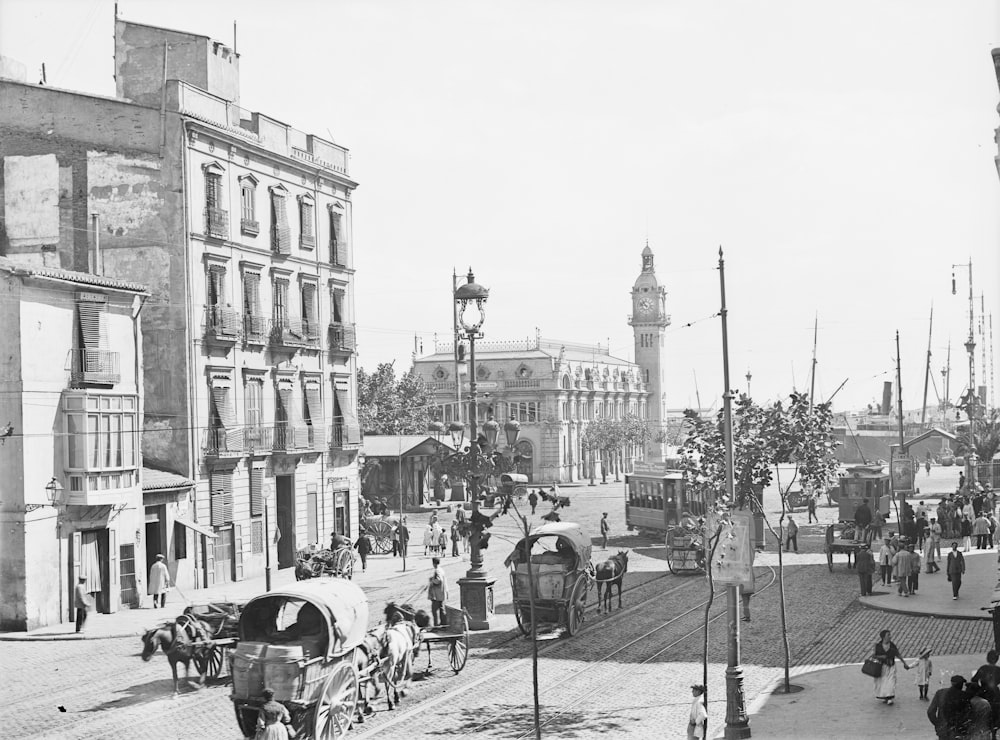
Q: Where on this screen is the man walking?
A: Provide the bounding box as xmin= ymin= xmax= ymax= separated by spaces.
xmin=892 ymin=544 xmax=915 ymax=596
xmin=427 ymin=557 xmax=449 ymax=627
xmin=149 ymin=554 xmax=170 ymax=608
xmin=854 ymin=499 xmax=873 ymax=541
xmin=600 ymin=512 xmax=610 ymax=549
xmin=784 ymin=516 xmax=799 ymax=553
xmin=528 ymin=489 xmax=538 ymax=515
xmin=354 ymin=532 xmax=371 ymax=571
xmin=74 ymin=576 xmax=92 ymax=633
xmin=807 ymin=494 xmax=818 ymax=524
xmin=929 ymin=517 xmax=943 ymax=561
xmin=946 ymin=542 xmax=966 ymax=600
xmin=856 ymin=544 xmax=876 ymax=596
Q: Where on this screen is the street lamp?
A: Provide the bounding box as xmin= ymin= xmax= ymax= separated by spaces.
xmin=26 ymin=477 xmax=63 ymax=513
xmin=745 ymin=370 xmax=752 ymax=397
xmin=504 ymin=416 xmax=521 ymax=449
xmin=263 ymin=482 xmax=273 ymax=591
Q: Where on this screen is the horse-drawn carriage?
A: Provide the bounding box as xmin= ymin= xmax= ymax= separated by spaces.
xmin=362 ymin=515 xmax=399 ymax=555
xmin=665 ymin=520 xmax=707 ymax=575
xmin=180 ymin=601 xmax=242 ymax=678
xmin=505 ymin=522 xmax=595 ymax=637
xmin=231 ymin=580 xmax=369 ymax=739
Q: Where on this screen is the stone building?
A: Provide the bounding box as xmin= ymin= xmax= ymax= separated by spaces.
xmin=0 ymin=258 xmax=146 ymax=630
xmin=0 ymin=19 xmax=362 ymax=600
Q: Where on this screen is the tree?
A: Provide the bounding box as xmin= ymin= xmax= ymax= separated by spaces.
xmin=679 ymin=391 xmax=840 ymax=693
xmin=357 ymin=363 xmax=433 ymax=435
xmin=956 ymin=408 xmax=1000 ymax=464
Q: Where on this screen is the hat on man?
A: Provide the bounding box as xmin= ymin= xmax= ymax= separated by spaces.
xmin=952 ymin=675 xmax=966 ymax=686
xmin=155 ymin=554 xmax=165 ymax=561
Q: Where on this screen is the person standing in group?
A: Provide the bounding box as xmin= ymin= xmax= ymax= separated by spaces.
xmin=149 ymin=554 xmax=171 ymax=608
xmin=397 ymin=517 xmax=409 ymax=559
xmin=450 ymin=520 xmax=460 ymax=557
xmin=988 ymin=512 xmax=997 ymax=549
xmin=926 ymin=460 xmax=932 ymax=476
xmin=427 ymin=557 xmax=448 ymax=627
xmin=391 ymin=523 xmax=400 ymax=557
xmin=807 ymin=494 xmax=818 ymax=524
xmin=971 ymin=649 xmax=1000 ymax=734
xmin=423 ymin=523 xmax=434 ymax=556
xmin=600 ymin=512 xmax=610 ymax=550
xmin=438 ymin=528 xmax=448 ymax=558
xmin=925 ymin=532 xmax=940 ymax=575
xmin=857 ymin=543 xmax=876 ymax=596
xmin=872 ymin=628 xmax=911 ymax=705
xmin=947 ymin=542 xmax=966 ymax=599
xmin=784 ymin=516 xmax=799 ymax=553
xmin=973 ymin=512 xmax=990 ymax=550
xmin=892 ymin=544 xmax=915 ymax=596
xmin=354 ymin=532 xmax=371 ymax=572
xmin=687 ymin=684 xmax=707 ymax=740
xmin=930 ymin=517 xmax=943 ymax=561
xmin=928 ymin=675 xmax=972 ymax=739
xmin=528 ymin=489 xmax=538 ymax=515
xmin=74 ymin=576 xmax=92 ymax=633
xmin=962 ymin=515 xmax=974 ymax=552
xmin=915 ymin=647 xmax=933 ymax=700
xmin=878 ymin=538 xmax=895 ymax=586
xmin=965 ymin=680 xmax=993 ymax=740
xmin=855 ymin=498 xmax=873 ymax=541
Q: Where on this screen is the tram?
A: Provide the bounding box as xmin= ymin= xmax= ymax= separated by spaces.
xmin=625 ymin=463 xmax=707 ymax=538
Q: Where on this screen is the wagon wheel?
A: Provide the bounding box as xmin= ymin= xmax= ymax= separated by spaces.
xmin=694 ymin=549 xmax=707 ymax=574
xmin=313 ymin=662 xmax=359 ymax=740
xmin=337 ymin=549 xmax=355 ymax=580
xmin=368 ymin=522 xmax=393 ymax=555
xmin=565 ymin=578 xmax=588 ymax=637
xmin=514 ymin=605 xmax=531 ymax=636
xmin=447 ymin=611 xmax=470 ymax=672
xmin=206 ymin=644 xmax=225 ymax=679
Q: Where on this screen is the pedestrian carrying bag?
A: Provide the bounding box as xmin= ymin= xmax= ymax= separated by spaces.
xmin=861 ymin=656 xmax=883 ymax=678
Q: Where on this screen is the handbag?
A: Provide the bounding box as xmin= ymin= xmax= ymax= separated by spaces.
xmin=862 ymin=656 xmax=884 ymax=678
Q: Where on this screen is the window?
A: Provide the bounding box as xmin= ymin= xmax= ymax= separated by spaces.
xmin=303 ymin=379 xmax=323 ymax=447
xmin=204 ymin=168 xmax=227 ymax=239
xmin=242 ymin=271 xmax=264 ymax=341
xmin=331 ymin=287 xmax=345 ymax=324
xmin=273 ymin=278 xmax=289 ymax=325
xmin=251 ymin=519 xmax=264 ymax=554
xmin=206 ymin=172 xmax=222 ymax=210
xmin=173 ymin=521 xmax=188 ymax=560
xmin=65 ymin=394 xmax=138 ymax=471
xmin=270 ymin=187 xmax=291 ymax=254
xmin=301 ymin=283 xmax=318 ymax=335
xmin=299 ymin=196 xmax=315 ymax=248
xmin=245 ymin=377 xmax=263 ymax=429
xmin=207 ymin=266 xmax=225 ymax=307
xmin=329 ymin=207 xmax=345 ymax=266
xmin=644 ymin=369 xmax=650 ymax=384
xmin=210 ymin=470 xmax=234 ymax=526
xmin=250 ymin=467 xmax=264 ymax=518
xmin=240 ymin=177 xmax=259 ymax=235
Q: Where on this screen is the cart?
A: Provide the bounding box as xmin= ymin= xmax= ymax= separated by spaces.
xmin=417 ymin=605 xmax=470 ymax=675
xmin=362 ymin=515 xmax=398 ymax=555
xmin=179 ymin=601 xmax=243 ymax=679
xmin=295 ymin=547 xmax=355 ymax=581
xmin=231 ymin=580 xmax=369 ymax=739
xmin=665 ymin=525 xmax=706 ymax=575
xmin=824 ymin=523 xmax=863 ymax=572
xmin=505 ymin=522 xmax=595 ymax=637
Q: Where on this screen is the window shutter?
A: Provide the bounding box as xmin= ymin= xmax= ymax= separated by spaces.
xmin=210 ymin=472 xmax=226 ymax=526
xmin=77 ymin=297 xmax=107 ymax=350
xmin=251 ymin=519 xmax=264 ymax=555
xmin=233 ymin=523 xmax=244 ymax=580
xmin=271 ymin=192 xmax=291 ymax=254
xmin=302 ymin=284 xmax=317 ymax=329
xmin=304 ymin=380 xmax=324 ymax=445
xmin=210 ymin=382 xmax=241 ymax=451
xmin=331 ymin=289 xmax=344 ymax=324
xmin=243 ymin=273 xmax=260 ymax=316
xmin=250 ymin=468 xmax=263 ymax=517
xmin=334 ymin=380 xmax=361 ymax=445
xmin=329 ymin=210 xmax=344 ymax=265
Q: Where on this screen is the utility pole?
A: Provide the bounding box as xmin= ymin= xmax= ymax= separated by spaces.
xmin=718 ymin=247 xmax=750 ymax=739
xmin=952 ymin=260 xmax=976 ymax=486
xmin=808 ymin=313 xmax=818 ymax=409
xmin=921 ymin=305 xmax=933 ymax=426
xmin=895 ymin=331 xmax=906 ymax=513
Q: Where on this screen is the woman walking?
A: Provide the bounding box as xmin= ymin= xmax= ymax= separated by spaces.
xmin=872 ymin=628 xmax=911 ymax=705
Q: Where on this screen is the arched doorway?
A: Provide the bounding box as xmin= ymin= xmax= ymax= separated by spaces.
xmin=515 ymin=439 xmax=534 ymax=481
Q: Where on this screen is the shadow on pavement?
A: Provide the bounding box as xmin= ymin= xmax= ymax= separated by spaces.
xmin=427 ymin=704 xmax=628 ymax=737
xmin=81 ymin=673 xmax=230 ymax=713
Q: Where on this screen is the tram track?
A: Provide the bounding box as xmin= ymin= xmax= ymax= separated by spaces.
xmin=352 ymin=563 xmax=777 ymax=739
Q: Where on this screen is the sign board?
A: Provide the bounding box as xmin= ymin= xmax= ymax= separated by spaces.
xmin=463 ymin=381 xmax=498 ymax=390
xmin=890 ymin=456 xmax=914 ymax=492
xmin=632 ymin=462 xmax=681 ymax=476
xmin=707 ymin=510 xmax=755 ymax=587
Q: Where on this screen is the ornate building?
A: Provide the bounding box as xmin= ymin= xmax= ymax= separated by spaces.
xmin=411 ymin=246 xmax=670 ymax=483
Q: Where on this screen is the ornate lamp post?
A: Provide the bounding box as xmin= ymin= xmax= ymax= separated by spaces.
xmin=263 ymin=483 xmax=273 ymax=591
xmin=26 ymin=477 xmax=63 ymax=513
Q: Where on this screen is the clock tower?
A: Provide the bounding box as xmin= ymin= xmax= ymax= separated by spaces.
xmin=628 ymin=244 xmax=670 ymax=461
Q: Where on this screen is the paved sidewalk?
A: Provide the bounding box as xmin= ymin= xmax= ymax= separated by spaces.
xmin=0 ymin=543 xmax=465 ymax=641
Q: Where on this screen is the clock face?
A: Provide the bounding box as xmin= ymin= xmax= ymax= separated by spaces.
xmin=637 ymin=297 xmax=653 ymax=314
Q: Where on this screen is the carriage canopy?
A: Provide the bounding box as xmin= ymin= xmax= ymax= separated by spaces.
xmin=238 ymin=579 xmax=369 ymax=660
xmin=504 ymin=521 xmax=592 ymax=571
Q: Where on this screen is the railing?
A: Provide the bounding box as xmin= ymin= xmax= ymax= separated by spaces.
xmin=202 ymin=427 xmax=244 ymax=457
xmin=299 ymin=233 xmax=316 ymax=248
xmin=205 ymin=207 xmax=229 ymax=239
xmin=328 ymin=322 xmax=357 ymax=354
xmin=203 ymin=425 xmax=324 ymax=456
xmin=427 ymin=381 xmax=456 ymax=391
xmin=70 ymin=348 xmax=121 ymax=386
xmin=273 ymin=423 xmax=312 ymax=452
xmin=243 ymin=315 xmax=268 ymax=344
xmin=204 ymin=306 xmax=241 ymax=340
xmin=270 ymin=318 xmax=321 ymax=348
xmin=329 ymin=421 xmax=362 ymax=449
xmin=240 ymin=218 xmax=260 ymax=236
xmin=504 ymin=379 xmax=541 ymax=389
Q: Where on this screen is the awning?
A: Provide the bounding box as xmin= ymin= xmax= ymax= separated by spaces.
xmin=175 ymin=518 xmax=217 ymax=539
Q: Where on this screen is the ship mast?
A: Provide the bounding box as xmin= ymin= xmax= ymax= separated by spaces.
xmin=921 ymin=305 xmax=933 ymax=427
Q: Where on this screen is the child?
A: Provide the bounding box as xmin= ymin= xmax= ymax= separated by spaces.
xmin=438 ymin=528 xmax=448 ymax=557
xmin=915 ymin=647 xmax=933 ymax=699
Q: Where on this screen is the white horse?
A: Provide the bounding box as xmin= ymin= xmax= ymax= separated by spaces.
xmin=376 ymin=603 xmax=428 ymax=710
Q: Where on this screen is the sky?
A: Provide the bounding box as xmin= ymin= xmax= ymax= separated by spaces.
xmin=2 ymin=0 xmax=998 ymax=415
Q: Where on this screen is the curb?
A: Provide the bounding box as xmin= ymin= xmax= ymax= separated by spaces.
xmin=858 ymin=594 xmax=991 ymax=621
xmin=0 ymin=629 xmax=147 ymax=642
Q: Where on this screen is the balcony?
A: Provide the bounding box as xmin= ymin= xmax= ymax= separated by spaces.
xmin=202 ymin=427 xmax=245 ymax=458
xmin=205 ymin=207 xmax=229 ymax=239
xmin=299 ymin=233 xmax=316 ymax=249
xmin=70 ymin=349 xmax=121 ymax=387
xmin=64 ymin=469 xmax=138 ymax=506
xmin=204 ymin=306 xmax=241 ymax=343
xmin=329 ymin=421 xmax=362 ymax=450
xmin=243 ymin=315 xmax=268 ymax=344
xmin=269 ymin=318 xmax=321 ymax=350
xmin=273 ymin=423 xmax=312 ymax=453
xmin=241 ymin=218 xmax=260 ymax=236
xmin=328 ymin=322 xmax=357 ymax=355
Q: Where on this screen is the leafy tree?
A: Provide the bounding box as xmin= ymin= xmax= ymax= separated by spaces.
xmin=357 ymin=363 xmax=432 ymax=435
xmin=680 ymin=391 xmax=840 ymax=694
xmin=956 ymin=409 xmax=1000 ymax=464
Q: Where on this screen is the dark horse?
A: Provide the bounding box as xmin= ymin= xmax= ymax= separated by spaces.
xmin=140 ymin=616 xmax=213 ymax=695
xmin=595 ymin=550 xmax=629 ymax=614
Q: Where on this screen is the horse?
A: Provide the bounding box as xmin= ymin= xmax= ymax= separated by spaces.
xmin=139 ymin=616 xmax=213 ymax=695
xmin=376 ymin=602 xmax=429 ymax=710
xmin=595 ymin=550 xmax=629 ymax=614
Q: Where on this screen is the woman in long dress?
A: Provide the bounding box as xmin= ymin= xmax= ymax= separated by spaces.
xmin=873 ymin=629 xmax=911 ymax=704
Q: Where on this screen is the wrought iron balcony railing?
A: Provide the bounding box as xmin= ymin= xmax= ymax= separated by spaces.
xmin=204 ymin=306 xmax=241 ymax=341
xmin=269 ymin=318 xmax=321 ymax=348
xmin=243 ymin=315 xmax=268 ymax=344
xmin=328 ymin=322 xmax=357 ymax=354
xmin=69 ymin=348 xmax=121 ymax=387
xmin=202 ymin=427 xmax=245 ymax=457
xmin=240 ymin=218 xmax=260 ymax=236
xmin=272 ymin=423 xmax=312 ymax=452
xmin=205 ymin=207 xmax=229 ymax=239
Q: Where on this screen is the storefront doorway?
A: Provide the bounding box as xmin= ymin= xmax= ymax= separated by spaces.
xmin=276 ymin=475 xmax=295 ymax=569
